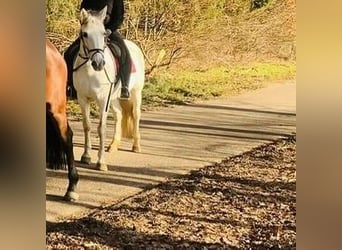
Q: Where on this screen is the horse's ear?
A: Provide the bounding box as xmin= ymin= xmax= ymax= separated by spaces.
xmin=97 ymin=6 xmax=107 ymax=22
xmin=80 ymin=8 xmax=89 ymax=24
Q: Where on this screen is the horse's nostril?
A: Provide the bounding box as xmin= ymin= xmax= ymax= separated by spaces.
xmin=91 ymin=53 xmax=105 ymax=71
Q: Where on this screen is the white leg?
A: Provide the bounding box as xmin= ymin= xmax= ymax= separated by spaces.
xmin=79 ymin=98 xmax=92 ymax=164
xmin=107 ymin=99 xmax=122 ymax=153
xmin=132 ymin=89 xmax=142 ymax=153
xmin=96 ymin=101 xmax=108 ymax=171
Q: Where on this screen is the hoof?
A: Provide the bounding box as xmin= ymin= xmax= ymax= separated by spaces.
xmin=132 ymin=146 xmax=141 ymax=153
xmin=96 ymin=163 xmax=108 ymax=171
xmin=81 ymin=155 xmax=91 ymax=165
xmin=106 ymin=145 xmax=118 ymax=153
xmin=64 ymin=191 xmax=79 ymax=202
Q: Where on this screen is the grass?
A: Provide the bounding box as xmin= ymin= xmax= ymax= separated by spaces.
xmin=143 ymin=62 xmax=296 ymax=107
xmin=67 ymin=62 xmax=295 ymax=117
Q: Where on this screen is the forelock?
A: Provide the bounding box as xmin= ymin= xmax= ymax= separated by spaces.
xmin=82 ymin=13 xmax=104 ymax=27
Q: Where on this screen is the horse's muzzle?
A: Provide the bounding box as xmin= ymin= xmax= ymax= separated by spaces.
xmin=91 ymin=53 xmax=105 ymax=71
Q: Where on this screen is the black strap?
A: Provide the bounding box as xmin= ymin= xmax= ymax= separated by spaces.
xmin=104 ymin=66 xmax=120 ymax=112
xmin=73 ymin=57 xmax=89 ymax=72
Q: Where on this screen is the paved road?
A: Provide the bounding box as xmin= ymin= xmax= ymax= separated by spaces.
xmin=46 ymin=80 xmax=296 ymax=222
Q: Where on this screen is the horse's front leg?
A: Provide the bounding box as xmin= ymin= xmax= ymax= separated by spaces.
xmin=96 ymin=103 xmax=109 ymax=171
xmin=79 ymin=98 xmax=92 ymax=164
xmin=107 ymin=99 xmax=122 ymax=153
xmin=53 ymin=113 xmax=79 ymax=201
xmin=64 ymin=124 xmax=79 ymax=201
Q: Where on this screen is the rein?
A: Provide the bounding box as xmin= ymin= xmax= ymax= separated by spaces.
xmin=104 ymin=66 xmax=120 ymax=112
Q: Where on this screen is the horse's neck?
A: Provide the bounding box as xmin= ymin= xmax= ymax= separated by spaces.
xmin=78 ymin=40 xmax=88 ymax=58
xmin=104 ymin=44 xmax=115 ymax=63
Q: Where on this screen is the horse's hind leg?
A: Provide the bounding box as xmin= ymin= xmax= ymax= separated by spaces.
xmin=79 ymin=98 xmax=92 ymax=164
xmin=64 ymin=124 xmax=79 ymax=201
xmin=132 ymin=88 xmax=142 ymax=153
xmin=107 ymin=99 xmax=122 ymax=153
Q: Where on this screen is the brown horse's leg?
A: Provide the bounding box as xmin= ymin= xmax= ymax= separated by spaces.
xmin=54 ymin=113 xmax=79 ymax=201
xmin=64 ymin=124 xmax=79 ymax=201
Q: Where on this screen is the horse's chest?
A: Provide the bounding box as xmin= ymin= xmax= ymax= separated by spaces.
xmin=74 ymin=69 xmax=112 ymax=98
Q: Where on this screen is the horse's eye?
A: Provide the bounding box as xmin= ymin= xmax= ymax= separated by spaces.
xmin=82 ymin=32 xmax=88 ymax=38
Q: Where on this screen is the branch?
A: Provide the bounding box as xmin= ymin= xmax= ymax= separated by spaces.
xmin=145 ymin=47 xmax=182 ymax=76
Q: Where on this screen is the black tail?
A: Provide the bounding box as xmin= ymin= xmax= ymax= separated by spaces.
xmin=46 ymin=108 xmax=67 ymax=170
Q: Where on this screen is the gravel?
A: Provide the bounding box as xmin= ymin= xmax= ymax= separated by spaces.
xmin=47 ymin=135 xmax=296 ymax=249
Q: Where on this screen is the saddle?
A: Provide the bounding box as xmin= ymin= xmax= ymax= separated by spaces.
xmin=107 ymin=41 xmax=121 ymax=65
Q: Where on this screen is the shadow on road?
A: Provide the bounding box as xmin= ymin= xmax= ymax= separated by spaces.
xmin=185 ymin=103 xmax=296 ymax=116
xmin=46 ymin=194 xmax=98 ymax=210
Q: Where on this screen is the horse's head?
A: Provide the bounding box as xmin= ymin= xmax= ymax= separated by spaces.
xmin=79 ymin=7 xmax=111 ymax=71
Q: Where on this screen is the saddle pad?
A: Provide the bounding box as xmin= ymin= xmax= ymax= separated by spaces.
xmin=131 ymin=60 xmax=136 ymax=73
xmin=114 ymin=58 xmax=136 ymax=73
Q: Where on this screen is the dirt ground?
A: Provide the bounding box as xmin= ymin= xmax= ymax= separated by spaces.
xmin=46 ymin=135 xmax=296 ymax=249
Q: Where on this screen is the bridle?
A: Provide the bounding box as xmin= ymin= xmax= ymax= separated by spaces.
xmin=73 ymin=32 xmax=106 ymax=72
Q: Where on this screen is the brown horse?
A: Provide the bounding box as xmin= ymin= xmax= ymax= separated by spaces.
xmin=46 ymin=39 xmax=79 ymax=201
